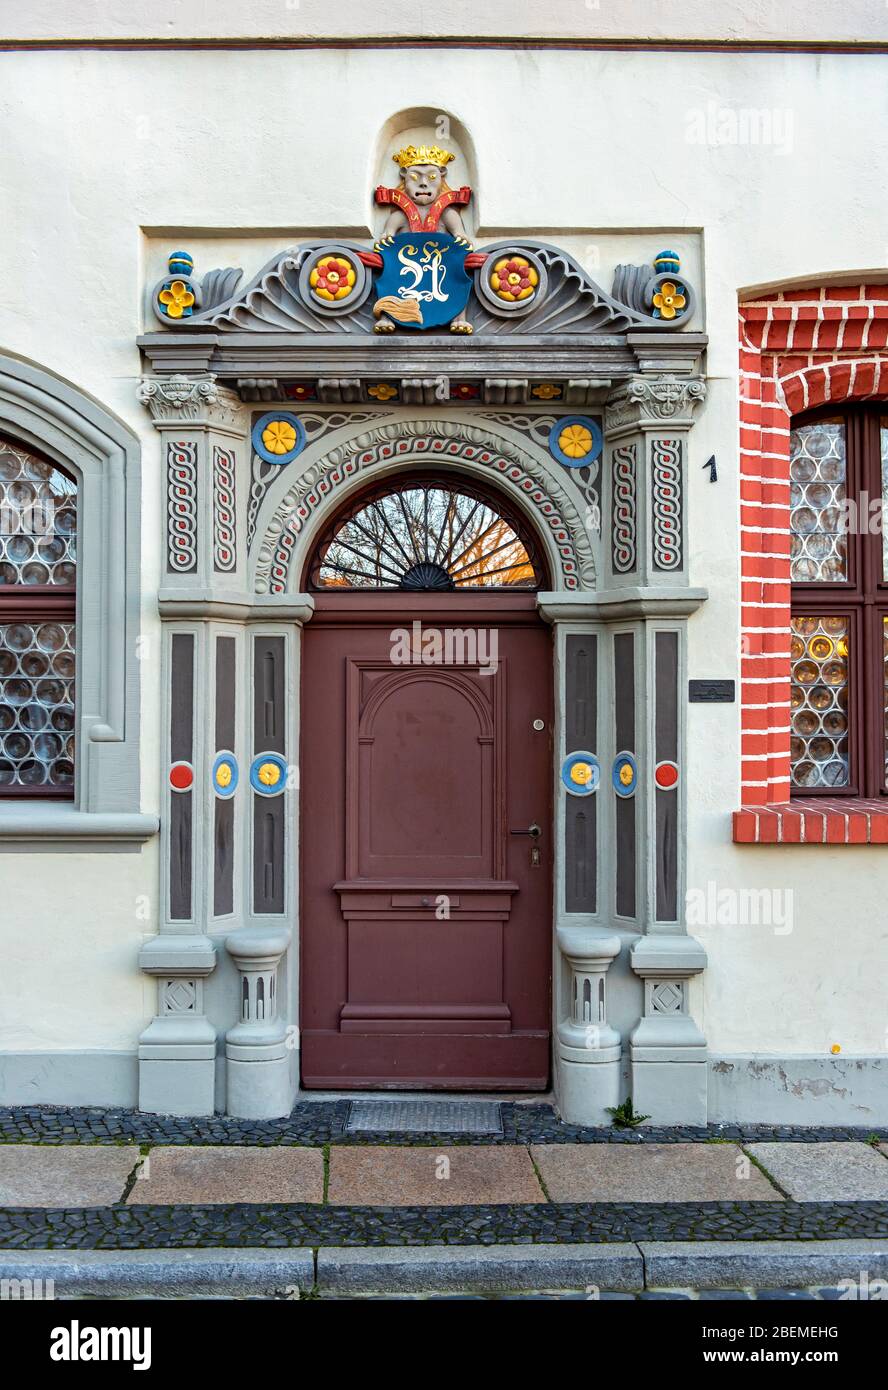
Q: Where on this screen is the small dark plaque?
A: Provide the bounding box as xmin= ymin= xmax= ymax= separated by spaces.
xmin=689 ymin=679 xmax=735 ymax=703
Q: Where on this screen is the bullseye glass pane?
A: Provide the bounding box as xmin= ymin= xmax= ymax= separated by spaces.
xmin=790 ymin=615 xmax=849 ymax=788
xmin=0 ymin=621 xmax=75 ymax=788
xmin=789 ymin=420 xmax=846 ymax=582
xmin=311 ymin=481 xmax=540 ymax=589
xmin=0 ymin=442 xmax=76 ymax=586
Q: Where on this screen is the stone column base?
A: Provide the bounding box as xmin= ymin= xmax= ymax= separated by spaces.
xmin=225 ymin=1040 xmax=292 ymax=1120
xmin=138 ymin=1044 xmax=217 ymax=1118
xmin=630 ymin=1058 xmax=708 ymax=1126
xmin=557 ymin=1047 xmax=623 ymax=1126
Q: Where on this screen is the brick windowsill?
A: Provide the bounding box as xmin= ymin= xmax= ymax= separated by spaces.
xmin=733 ymin=799 xmax=888 ymax=844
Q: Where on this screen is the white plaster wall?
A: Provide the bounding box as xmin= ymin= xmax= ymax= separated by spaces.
xmin=0 ymin=42 xmax=885 ymax=1060
xmin=3 ymin=0 xmax=883 ymax=44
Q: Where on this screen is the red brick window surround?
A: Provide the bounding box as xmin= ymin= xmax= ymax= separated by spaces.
xmin=735 ymin=284 xmax=888 ymax=844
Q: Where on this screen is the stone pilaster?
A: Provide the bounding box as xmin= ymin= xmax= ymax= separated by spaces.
xmin=604 ymin=374 xmax=709 ymax=1125
xmin=136 ymin=373 xmax=246 ymax=1117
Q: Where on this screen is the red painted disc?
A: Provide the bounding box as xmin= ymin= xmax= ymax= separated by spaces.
xmin=655 ymin=761 xmax=679 ymax=790
xmin=169 ymin=762 xmax=193 ymax=791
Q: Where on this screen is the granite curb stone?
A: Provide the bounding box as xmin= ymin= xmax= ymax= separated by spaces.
xmin=316 ymin=1242 xmax=643 ymax=1292
xmin=0 ymin=1247 xmax=315 ymax=1297
xmin=641 ymin=1238 xmax=888 ymax=1289
xmin=0 ymin=1245 xmax=882 ymax=1298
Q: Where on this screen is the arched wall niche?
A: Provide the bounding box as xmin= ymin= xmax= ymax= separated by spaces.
xmin=369 ymin=107 xmax=478 ymax=240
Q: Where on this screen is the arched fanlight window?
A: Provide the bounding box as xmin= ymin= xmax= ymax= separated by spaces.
xmin=0 ymin=440 xmax=77 ymax=795
xmin=308 ymin=476 xmax=544 ymax=590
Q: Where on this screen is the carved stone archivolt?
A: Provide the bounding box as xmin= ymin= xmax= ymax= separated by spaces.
xmin=253 ymin=418 xmax=598 ymax=594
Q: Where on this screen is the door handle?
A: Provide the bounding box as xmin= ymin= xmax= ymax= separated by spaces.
xmin=510 ymin=822 xmax=541 ymax=839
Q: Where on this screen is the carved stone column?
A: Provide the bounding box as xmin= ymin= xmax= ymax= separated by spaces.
xmin=604 ymin=374 xmax=709 ymax=1125
xmin=555 ymin=926 xmax=622 ymax=1123
xmin=224 ymin=927 xmax=292 ymax=1119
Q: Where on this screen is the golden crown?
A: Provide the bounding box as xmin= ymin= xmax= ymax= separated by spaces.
xmin=393 ymin=144 xmax=455 ymax=170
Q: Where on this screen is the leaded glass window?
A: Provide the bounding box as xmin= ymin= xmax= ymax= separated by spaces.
xmin=308 ymin=477 xmax=543 ymax=590
xmin=790 ymin=408 xmax=888 ymax=796
xmin=0 ymin=441 xmax=76 ymax=795
xmin=790 ymin=419 xmax=847 ymax=582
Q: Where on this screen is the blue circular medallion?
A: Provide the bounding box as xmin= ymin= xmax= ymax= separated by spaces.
xmin=561 ymin=751 xmax=600 ymax=797
xmin=251 ymin=412 xmax=306 ymax=465
xmin=612 ymin=751 xmax=638 ymax=798
xmin=548 ymin=416 xmax=603 ymax=469
xmin=212 ymin=751 xmax=239 ymax=799
xmin=250 ymin=751 xmax=289 ymax=796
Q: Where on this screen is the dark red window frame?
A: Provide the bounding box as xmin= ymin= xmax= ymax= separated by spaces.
xmin=791 ymin=403 xmax=888 ymax=798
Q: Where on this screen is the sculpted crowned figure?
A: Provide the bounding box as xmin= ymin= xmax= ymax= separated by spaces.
xmin=372 ymin=144 xmax=474 ymax=334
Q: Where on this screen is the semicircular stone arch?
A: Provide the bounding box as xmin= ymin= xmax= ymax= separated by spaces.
xmin=253 ymin=418 xmax=597 ymax=595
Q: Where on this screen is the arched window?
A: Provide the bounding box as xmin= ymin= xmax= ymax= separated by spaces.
xmin=307 ymin=476 xmax=543 ymax=590
xmin=0 ymin=439 xmax=77 ymax=796
xmin=790 ymin=407 xmax=888 ymax=794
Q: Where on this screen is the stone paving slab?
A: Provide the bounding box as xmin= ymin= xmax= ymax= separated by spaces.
xmin=531 ymin=1143 xmax=781 ymax=1203
xmin=327 ymin=1145 xmax=544 ymax=1206
xmin=747 ymin=1142 xmax=888 ymax=1201
xmin=125 ymin=1146 xmax=324 ymax=1205
xmin=0 ymin=1144 xmax=137 ymax=1207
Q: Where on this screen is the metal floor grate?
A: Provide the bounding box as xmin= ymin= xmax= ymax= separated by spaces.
xmin=345 ymin=1099 xmax=504 ymax=1135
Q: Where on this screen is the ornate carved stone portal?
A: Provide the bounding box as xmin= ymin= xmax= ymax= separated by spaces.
xmin=137 ymin=122 xmax=709 ymax=1126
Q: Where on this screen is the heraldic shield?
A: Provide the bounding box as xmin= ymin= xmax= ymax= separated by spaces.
xmin=372 ymin=231 xmax=473 ymax=330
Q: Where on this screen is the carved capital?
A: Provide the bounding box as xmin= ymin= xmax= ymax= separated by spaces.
xmin=138 ymin=373 xmax=241 ymax=429
xmin=605 ymin=375 xmax=706 ymax=434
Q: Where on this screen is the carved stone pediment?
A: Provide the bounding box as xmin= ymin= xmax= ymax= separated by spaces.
xmin=140 ymin=142 xmax=705 ymax=390
xmin=147 ymin=239 xmax=696 ymax=340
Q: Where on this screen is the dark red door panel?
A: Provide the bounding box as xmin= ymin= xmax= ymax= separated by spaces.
xmin=300 ymin=593 xmax=552 ymax=1088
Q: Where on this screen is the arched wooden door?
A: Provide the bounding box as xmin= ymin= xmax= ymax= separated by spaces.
xmin=299 ymin=476 xmax=553 ymax=1088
